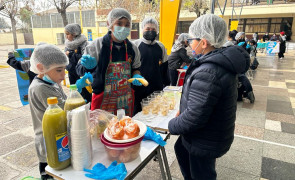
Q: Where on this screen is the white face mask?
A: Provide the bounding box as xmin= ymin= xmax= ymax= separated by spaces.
xmin=191 ymin=40 xmax=205 ymax=57
xmin=43 ymin=74 xmax=55 ymax=84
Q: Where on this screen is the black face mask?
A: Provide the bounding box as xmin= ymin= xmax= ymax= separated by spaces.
xmin=143 ymin=31 xmax=157 ymax=41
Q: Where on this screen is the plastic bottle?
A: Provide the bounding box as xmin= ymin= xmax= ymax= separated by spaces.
xmin=64 ymin=84 xmax=86 ymax=113
xmin=42 ymin=97 xmax=71 ymax=170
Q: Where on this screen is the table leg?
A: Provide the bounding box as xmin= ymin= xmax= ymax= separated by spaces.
xmin=156 ymin=148 xmax=167 ymax=180
xmin=176 ymin=72 xmax=182 ymax=86
xmin=160 ymin=146 xmax=172 ymax=180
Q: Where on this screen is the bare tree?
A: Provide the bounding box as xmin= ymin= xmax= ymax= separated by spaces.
xmin=49 ymin=0 xmax=77 ymax=26
xmin=182 ymin=0 xmax=209 ymax=17
xmin=0 ymin=0 xmax=33 ymax=49
xmin=0 ymin=2 xmax=4 ymax=11
xmin=97 ymin=0 xmax=161 ymax=23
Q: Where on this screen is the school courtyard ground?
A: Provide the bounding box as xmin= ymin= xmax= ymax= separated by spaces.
xmin=0 ymin=43 xmax=295 ymax=180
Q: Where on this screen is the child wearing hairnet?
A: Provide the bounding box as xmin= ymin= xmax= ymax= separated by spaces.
xmin=168 ymin=14 xmax=250 ymax=180
xmin=133 ymin=17 xmax=169 ymax=115
xmin=28 ymin=43 xmax=92 ymax=180
xmin=64 ymin=23 xmax=91 ymax=102
xmin=167 ymin=33 xmax=192 ymax=86
xmin=76 ymin=8 xmax=144 ymax=116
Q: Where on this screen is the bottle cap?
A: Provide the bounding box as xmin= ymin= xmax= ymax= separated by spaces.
xmin=47 ymin=97 xmax=58 ymax=105
xmin=70 ymin=84 xmax=77 ymax=90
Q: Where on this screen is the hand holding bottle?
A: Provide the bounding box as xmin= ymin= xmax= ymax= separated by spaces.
xmin=76 ymin=72 xmax=93 ymax=93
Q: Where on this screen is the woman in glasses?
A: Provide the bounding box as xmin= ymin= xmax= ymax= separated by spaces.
xmin=168 ymin=14 xmax=250 ymax=180
xmin=167 ymin=33 xmax=192 ymax=86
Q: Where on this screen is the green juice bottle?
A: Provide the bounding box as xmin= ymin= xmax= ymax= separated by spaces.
xmin=64 ymin=84 xmax=86 ymax=113
xmin=42 ymin=97 xmax=71 ymax=170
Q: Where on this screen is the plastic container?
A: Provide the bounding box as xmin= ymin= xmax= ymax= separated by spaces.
xmin=64 ymin=84 xmax=85 ymax=113
xmin=89 ymin=109 xmax=115 ymax=139
xmin=67 ymin=104 xmax=92 ymax=171
xmin=42 ymin=97 xmax=71 ymax=170
xmin=100 ymin=134 xmax=143 ymax=163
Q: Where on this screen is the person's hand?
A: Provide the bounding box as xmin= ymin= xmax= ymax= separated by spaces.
xmin=81 ymin=55 xmax=97 ymax=69
xmin=131 ymin=74 xmax=144 ymax=86
xmin=8 ymin=52 xmax=14 ymax=58
xmin=175 ymin=110 xmax=180 ymax=117
xmin=76 ymin=72 xmax=93 ymax=93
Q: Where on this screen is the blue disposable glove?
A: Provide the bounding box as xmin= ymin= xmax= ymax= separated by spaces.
xmin=76 ymin=72 xmax=93 ymax=93
xmin=81 ymin=55 xmax=97 ymax=69
xmin=132 ymin=74 xmax=144 ymax=86
xmin=84 ymin=161 xmax=127 ymax=180
xmin=183 ymin=65 xmax=188 ymax=70
xmin=143 ymin=127 xmax=167 ymax=146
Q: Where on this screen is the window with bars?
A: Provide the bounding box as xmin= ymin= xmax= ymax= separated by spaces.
xmin=32 ymin=16 xmax=42 ymax=28
xmin=82 ymin=11 xmax=95 ymax=27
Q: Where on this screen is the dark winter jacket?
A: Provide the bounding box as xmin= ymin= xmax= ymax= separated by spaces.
xmin=168 ymin=48 xmax=192 ymax=70
xmin=263 ymin=34 xmax=269 ymax=42
xmin=168 ymin=46 xmax=250 ymax=158
xmin=279 ymin=36 xmax=286 ymax=54
xmin=7 ymin=54 xmax=37 ymax=83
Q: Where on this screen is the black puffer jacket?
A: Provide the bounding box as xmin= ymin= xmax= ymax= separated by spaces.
xmin=168 ymin=48 xmax=192 ymax=70
xmin=168 ymin=46 xmax=250 ymax=158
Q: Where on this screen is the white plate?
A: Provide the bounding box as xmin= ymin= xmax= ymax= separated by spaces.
xmin=103 ymin=120 xmax=147 ymax=143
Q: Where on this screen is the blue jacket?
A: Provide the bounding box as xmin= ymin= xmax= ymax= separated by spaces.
xmin=168 ymin=46 xmax=250 ymax=158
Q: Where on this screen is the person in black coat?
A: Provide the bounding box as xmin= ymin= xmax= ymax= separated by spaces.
xmin=6 ymin=42 xmax=46 ymax=84
xmin=7 ymin=52 xmax=36 ymax=84
xmin=168 ymin=14 xmax=250 ymax=180
xmin=133 ymin=17 xmax=169 ymax=115
xmin=263 ymin=32 xmax=270 ymax=42
xmin=168 ymin=33 xmax=192 ymax=86
xmin=278 ymin=31 xmax=286 ymax=59
xmin=64 ymin=23 xmax=91 ymax=102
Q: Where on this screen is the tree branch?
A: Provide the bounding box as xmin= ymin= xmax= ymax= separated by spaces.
xmin=52 ymin=0 xmax=61 ymax=11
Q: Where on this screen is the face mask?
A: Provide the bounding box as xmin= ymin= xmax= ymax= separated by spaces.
xmin=43 ymin=74 xmax=55 ymax=84
xmin=191 ymin=40 xmax=203 ymax=56
xmin=143 ymin=31 xmax=157 ymax=41
xmin=112 ymin=26 xmax=130 ymax=41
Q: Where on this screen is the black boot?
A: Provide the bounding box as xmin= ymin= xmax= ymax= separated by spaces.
xmin=247 ymin=91 xmax=255 ymax=103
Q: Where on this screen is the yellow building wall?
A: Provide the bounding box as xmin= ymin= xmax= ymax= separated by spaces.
xmin=32 ymin=27 xmax=98 ymax=45
xmin=0 ymin=33 xmax=25 ymax=45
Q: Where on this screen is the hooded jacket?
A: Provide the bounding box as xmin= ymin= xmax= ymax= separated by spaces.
xmin=168 ymin=46 xmax=250 ymax=158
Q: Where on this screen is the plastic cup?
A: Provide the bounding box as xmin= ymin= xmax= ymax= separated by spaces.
xmin=71 ymin=110 xmax=89 ymax=131
xmin=117 ymin=109 xmax=125 ymax=120
xmin=160 ymin=104 xmax=169 ymax=116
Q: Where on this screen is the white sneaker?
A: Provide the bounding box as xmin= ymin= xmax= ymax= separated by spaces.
xmin=280 ymin=57 xmax=283 ymax=59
